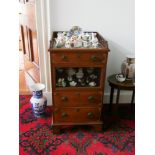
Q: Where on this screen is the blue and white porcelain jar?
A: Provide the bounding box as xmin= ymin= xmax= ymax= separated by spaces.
xmin=30 ymin=83 xmax=47 ymax=117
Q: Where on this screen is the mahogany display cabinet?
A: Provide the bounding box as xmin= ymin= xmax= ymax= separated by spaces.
xmin=48 ymin=31 xmax=110 ymax=134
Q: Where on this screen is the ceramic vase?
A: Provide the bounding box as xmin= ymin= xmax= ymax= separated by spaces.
xmin=30 ymin=83 xmax=47 ymax=117
xmin=121 ymin=55 xmax=135 ymax=79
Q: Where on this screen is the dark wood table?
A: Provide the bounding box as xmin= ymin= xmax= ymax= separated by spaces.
xmin=107 ymin=74 xmax=135 ymax=112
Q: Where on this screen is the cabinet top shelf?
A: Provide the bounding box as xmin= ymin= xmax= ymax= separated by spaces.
xmin=48 ymin=31 xmax=110 ymax=52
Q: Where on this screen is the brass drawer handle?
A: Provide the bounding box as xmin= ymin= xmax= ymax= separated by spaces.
xmin=61 ymin=54 xmax=68 ymax=61
xmin=61 ymin=96 xmax=68 ymax=102
xmin=88 ymin=96 xmax=95 ymax=102
xmin=61 ymin=112 xmax=68 ymax=118
xmin=87 ymin=112 xmax=94 ymax=119
xmin=91 ymin=55 xmax=97 ymax=62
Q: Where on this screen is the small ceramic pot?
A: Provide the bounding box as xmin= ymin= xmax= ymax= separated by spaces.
xmin=30 ymin=83 xmax=47 ymax=117
xmin=115 ymin=74 xmax=126 ymax=82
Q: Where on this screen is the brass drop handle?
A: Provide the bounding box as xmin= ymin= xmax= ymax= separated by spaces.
xmin=61 ymin=112 xmax=68 ymax=118
xmin=91 ymin=55 xmax=97 ymax=62
xmin=88 ymin=96 xmax=95 ymax=102
xmin=61 ymin=96 xmax=68 ymax=102
xmin=87 ymin=112 xmax=94 ymax=119
xmin=61 ymin=54 xmax=68 ymax=61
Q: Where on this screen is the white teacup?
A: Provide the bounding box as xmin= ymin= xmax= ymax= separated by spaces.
xmin=115 ymin=74 xmax=126 ymax=82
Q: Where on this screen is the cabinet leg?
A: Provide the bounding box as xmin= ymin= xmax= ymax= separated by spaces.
xmin=131 ymin=89 xmax=135 ymax=113
xmin=131 ymin=89 xmax=135 ymax=104
xmin=92 ymin=124 xmax=103 ymax=132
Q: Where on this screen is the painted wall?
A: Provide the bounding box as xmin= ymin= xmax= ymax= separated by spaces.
xmin=48 ymin=0 xmax=135 ymax=102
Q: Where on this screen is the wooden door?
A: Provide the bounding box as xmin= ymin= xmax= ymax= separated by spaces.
xmin=19 ymin=0 xmax=40 ymax=82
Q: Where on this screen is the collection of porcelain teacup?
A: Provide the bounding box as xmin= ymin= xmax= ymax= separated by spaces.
xmin=55 ymin=26 xmax=99 ymax=48
xmin=56 ymin=68 xmax=98 ymax=87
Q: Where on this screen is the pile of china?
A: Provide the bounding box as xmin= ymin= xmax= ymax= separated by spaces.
xmin=55 ymin=26 xmax=99 ymax=48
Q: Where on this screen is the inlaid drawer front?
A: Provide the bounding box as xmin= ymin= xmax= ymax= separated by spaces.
xmin=53 ymin=92 xmax=102 ymax=107
xmin=52 ymin=53 xmax=107 ymax=64
xmin=54 ymin=107 xmax=101 ymax=123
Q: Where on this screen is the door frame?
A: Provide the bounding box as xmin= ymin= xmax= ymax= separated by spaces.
xmin=35 ymin=0 xmax=52 ymax=104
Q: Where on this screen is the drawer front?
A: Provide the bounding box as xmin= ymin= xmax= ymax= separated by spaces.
xmin=79 ymin=92 xmax=102 ymax=106
xmin=53 ymin=91 xmax=102 ymax=107
xmin=53 ymin=92 xmax=80 ymax=107
xmin=51 ymin=53 xmax=107 ymax=64
xmin=53 ymin=107 xmax=101 ymax=123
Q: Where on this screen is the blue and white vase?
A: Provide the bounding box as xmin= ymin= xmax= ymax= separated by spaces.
xmin=30 ymin=83 xmax=47 ymax=117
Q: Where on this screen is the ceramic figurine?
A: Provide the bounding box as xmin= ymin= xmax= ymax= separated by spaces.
xmin=89 ymin=81 xmax=96 ymax=87
xmin=67 ymin=76 xmax=73 ymax=82
xmin=90 ymin=74 xmax=97 ymax=80
xmin=61 ymin=78 xmax=66 ymax=87
xmin=80 ymin=79 xmax=86 ymax=86
xmin=76 ymin=68 xmax=84 ymax=79
xmin=30 ymin=83 xmax=47 ymax=117
xmin=65 ymin=40 xmax=71 ymax=48
xmin=91 ymin=33 xmax=98 ymax=48
xmin=87 ymin=68 xmax=94 ymax=74
xmin=69 ymin=81 xmax=77 ymax=86
xmin=57 ymin=78 xmax=66 ymax=87
xmin=55 ymin=38 xmax=65 ymax=48
xmin=74 ymin=39 xmax=83 ymax=48
xmin=86 ymin=77 xmax=90 ymax=84
xmin=68 ymin=68 xmax=76 ymax=77
xmin=70 ymin=26 xmax=82 ymax=36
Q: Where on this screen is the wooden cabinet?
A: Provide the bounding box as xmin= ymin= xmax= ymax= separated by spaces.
xmin=49 ymin=31 xmax=109 ymax=133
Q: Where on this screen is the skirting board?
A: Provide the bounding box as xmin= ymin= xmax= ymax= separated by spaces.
xmin=44 ymin=91 xmax=134 ymax=106
xmin=103 ymin=92 xmax=134 ymax=104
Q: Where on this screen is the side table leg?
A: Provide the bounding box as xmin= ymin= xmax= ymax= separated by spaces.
xmin=131 ymin=89 xmax=135 ymax=104
xmin=116 ymin=89 xmax=120 ymax=115
xmin=109 ymin=87 xmax=114 ymax=112
xmin=131 ymin=89 xmax=135 ymax=113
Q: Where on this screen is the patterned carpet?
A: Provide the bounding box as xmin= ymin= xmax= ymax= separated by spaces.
xmin=19 ymin=95 xmax=135 ymax=155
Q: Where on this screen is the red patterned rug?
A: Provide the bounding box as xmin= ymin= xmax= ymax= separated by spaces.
xmin=19 ymin=95 xmax=135 ymax=155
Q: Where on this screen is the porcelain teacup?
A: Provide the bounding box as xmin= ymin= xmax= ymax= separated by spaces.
xmin=115 ymin=74 xmax=126 ymax=82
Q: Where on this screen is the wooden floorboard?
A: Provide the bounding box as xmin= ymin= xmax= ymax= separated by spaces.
xmin=19 ymin=51 xmax=40 ymax=94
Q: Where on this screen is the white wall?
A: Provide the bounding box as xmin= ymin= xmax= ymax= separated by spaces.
xmin=48 ymin=0 xmax=135 ymax=102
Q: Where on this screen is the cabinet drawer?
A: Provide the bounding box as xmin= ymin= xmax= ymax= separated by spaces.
xmin=53 ymin=92 xmax=80 ymax=107
xmin=53 ymin=107 xmax=101 ymax=123
xmin=51 ymin=53 xmax=107 ymax=64
xmin=53 ymin=91 xmax=102 ymax=107
xmin=79 ymin=91 xmax=102 ymax=106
